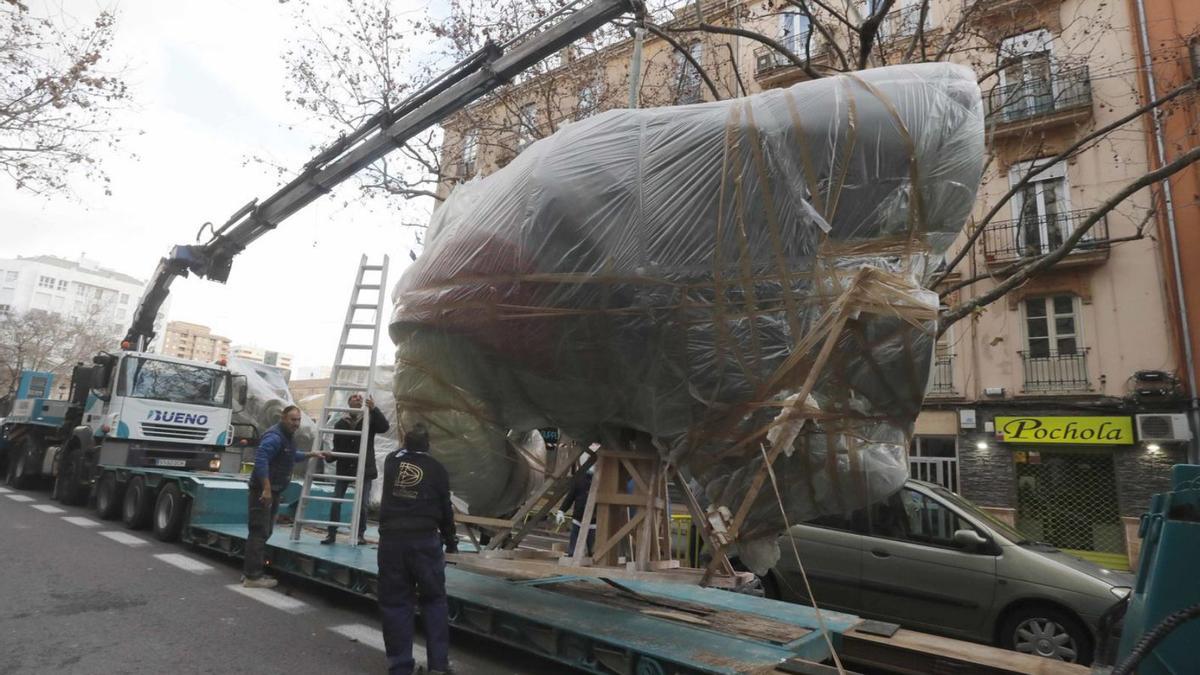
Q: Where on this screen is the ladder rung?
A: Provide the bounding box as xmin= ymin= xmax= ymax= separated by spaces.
xmin=362 ymin=265 xmax=384 ymax=271
xmin=311 ymin=473 xmax=359 ymax=481
xmin=325 ymin=406 xmax=364 ymax=413
xmin=296 ymin=518 xmax=349 ymax=527
xmin=347 ymin=323 xmax=377 ymax=330
xmin=328 ymin=385 xmax=368 ymax=391
xmin=301 ymin=496 xmax=356 ymax=503
xmin=340 ymin=343 xmax=372 ymax=350
xmin=320 ymin=427 xmax=362 ymax=436
xmin=351 ymin=304 xmax=375 ymax=310
xmin=357 ymin=284 xmax=382 ymax=291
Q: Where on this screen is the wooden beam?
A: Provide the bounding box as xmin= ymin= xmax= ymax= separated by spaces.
xmin=570 ymin=454 xmax=602 ymax=564
xmin=447 ymin=553 xmax=755 ymax=589
xmin=490 ymin=445 xmax=592 ymax=551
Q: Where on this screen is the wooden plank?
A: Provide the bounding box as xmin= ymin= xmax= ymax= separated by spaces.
xmin=590 ymin=509 xmax=646 ymax=563
xmin=495 ymin=448 xmax=594 ymax=551
xmin=571 ymin=454 xmax=603 ymax=564
xmin=594 ymin=492 xmax=666 ymax=508
xmin=841 ymin=627 xmax=1090 ymax=675
xmin=455 ymin=514 xmax=514 ymax=529
xmin=447 ymin=553 xmax=755 ymax=589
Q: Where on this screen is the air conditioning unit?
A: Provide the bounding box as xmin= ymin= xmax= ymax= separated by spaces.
xmin=1135 ymin=414 xmax=1193 ymax=442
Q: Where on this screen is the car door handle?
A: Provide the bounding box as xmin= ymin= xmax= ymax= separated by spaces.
xmin=870 ymin=548 xmax=891 ymax=558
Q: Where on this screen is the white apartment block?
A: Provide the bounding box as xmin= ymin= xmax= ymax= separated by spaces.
xmin=0 ymin=254 xmax=168 ymax=339
xmin=160 ymin=321 xmax=232 ymax=363
xmin=231 ymin=344 xmax=293 ymax=372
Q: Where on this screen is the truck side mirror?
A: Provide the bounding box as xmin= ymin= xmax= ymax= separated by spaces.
xmin=91 ymin=366 xmax=110 ymax=390
xmin=952 ymin=529 xmax=989 ymax=551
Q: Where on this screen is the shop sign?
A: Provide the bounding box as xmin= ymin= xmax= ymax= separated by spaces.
xmin=995 ymin=416 xmax=1134 ymax=445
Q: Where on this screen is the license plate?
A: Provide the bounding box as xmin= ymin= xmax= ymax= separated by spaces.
xmin=155 ymin=459 xmax=187 ymax=467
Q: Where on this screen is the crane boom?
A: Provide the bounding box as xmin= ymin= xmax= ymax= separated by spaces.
xmin=125 ymin=0 xmax=635 ymax=348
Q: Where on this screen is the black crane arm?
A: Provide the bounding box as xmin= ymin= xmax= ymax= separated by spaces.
xmin=125 ymin=0 xmax=635 ymax=349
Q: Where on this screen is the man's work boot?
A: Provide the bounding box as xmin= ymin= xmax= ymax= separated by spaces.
xmin=321 ymin=531 xmax=337 ymax=545
xmin=242 ymin=575 xmax=279 ymax=589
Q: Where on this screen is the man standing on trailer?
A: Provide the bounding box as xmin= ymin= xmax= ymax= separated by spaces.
xmin=321 ymin=392 xmax=388 ymax=545
xmin=378 ymin=423 xmax=457 ymax=675
xmin=243 ymin=405 xmax=321 ymax=588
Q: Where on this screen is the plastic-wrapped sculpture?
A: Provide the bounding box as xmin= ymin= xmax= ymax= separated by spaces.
xmin=390 ymin=63 xmax=984 ymax=565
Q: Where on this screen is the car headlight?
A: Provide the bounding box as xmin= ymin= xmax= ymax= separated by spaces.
xmin=1111 ymin=586 xmax=1132 ymax=600
xmin=208 ymin=457 xmax=222 ymax=471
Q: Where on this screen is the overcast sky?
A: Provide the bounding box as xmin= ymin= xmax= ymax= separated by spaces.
xmin=2 ymin=0 xmax=436 ymax=373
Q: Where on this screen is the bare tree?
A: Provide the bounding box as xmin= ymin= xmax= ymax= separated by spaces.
xmin=0 ymin=308 xmax=116 ymax=409
xmin=0 ymin=1 xmax=131 ymax=196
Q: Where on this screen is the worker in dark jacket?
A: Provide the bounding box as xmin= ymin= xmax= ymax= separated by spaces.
xmin=321 ymin=393 xmax=389 ymax=545
xmin=244 ymin=405 xmax=320 ymax=588
xmin=557 ymin=464 xmax=595 ymax=557
xmin=378 ymin=423 xmax=457 ymax=675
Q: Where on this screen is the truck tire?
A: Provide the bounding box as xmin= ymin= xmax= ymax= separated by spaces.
xmin=95 ymin=472 xmax=123 ymax=520
xmin=6 ymin=437 xmax=38 ymax=490
xmin=122 ymin=476 xmax=154 ymax=530
xmin=52 ymin=448 xmax=88 ymax=506
xmin=152 ymin=482 xmax=187 ymax=542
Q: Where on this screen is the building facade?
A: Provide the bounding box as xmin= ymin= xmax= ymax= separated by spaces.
xmin=160 ymin=321 xmax=232 ymax=363
xmin=435 ymin=0 xmax=1193 ymax=567
xmin=230 ymin=345 xmax=294 ymax=373
xmin=0 ymin=254 xmax=167 ymax=338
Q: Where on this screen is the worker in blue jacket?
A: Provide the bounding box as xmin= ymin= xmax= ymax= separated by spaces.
xmin=378 ymin=423 xmax=457 ymax=675
xmin=243 ymin=405 xmax=321 ymax=588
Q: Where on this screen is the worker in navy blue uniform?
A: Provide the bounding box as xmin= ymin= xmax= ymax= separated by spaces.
xmin=378 ymin=423 xmax=457 ymax=675
xmin=244 ymin=405 xmax=321 ymax=588
xmin=320 ymin=392 xmax=388 ymax=545
xmin=557 ymin=464 xmax=595 ymax=556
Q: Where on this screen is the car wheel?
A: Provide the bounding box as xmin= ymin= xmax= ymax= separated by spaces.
xmin=122 ymin=476 xmax=154 ymax=530
xmin=7 ymin=437 xmax=38 ymax=490
xmin=1000 ymin=605 xmax=1092 ymax=665
xmin=95 ymin=472 xmax=123 ymax=520
xmin=53 ymin=448 xmax=88 ymax=505
xmin=152 ymin=482 xmax=187 ymax=542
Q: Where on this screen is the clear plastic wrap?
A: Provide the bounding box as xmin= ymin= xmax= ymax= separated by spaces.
xmin=390 ymin=63 xmax=984 ymax=551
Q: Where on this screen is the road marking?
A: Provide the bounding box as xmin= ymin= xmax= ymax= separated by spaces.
xmin=31 ymin=504 xmax=66 ymax=514
xmin=0 ymin=487 xmax=11 ymax=493
xmin=329 ymin=624 xmax=386 ymax=651
xmin=99 ymin=531 xmax=149 ymax=547
xmin=62 ymin=516 xmax=101 ymax=528
xmin=226 ymin=584 xmax=310 ymax=613
xmin=6 ymin=494 xmax=35 ymax=502
xmin=154 ymin=553 xmax=214 ymax=574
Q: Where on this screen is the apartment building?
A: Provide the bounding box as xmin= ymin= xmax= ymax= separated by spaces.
xmin=435 ymin=0 xmax=1193 ymax=567
xmin=230 ymin=345 xmax=294 ymax=373
xmin=160 ymin=321 xmax=232 ymax=363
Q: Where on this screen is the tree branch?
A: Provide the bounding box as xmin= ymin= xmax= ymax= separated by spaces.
xmin=667 ymin=22 xmax=823 ymax=80
xmin=939 ymin=145 xmax=1200 ymax=331
xmin=644 ymin=23 xmax=723 ymax=101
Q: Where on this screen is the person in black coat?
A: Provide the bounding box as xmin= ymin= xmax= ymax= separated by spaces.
xmin=378 ymin=423 xmax=457 ymax=675
xmin=558 ymin=464 xmax=595 ymax=557
xmin=320 ymin=393 xmax=389 ymax=544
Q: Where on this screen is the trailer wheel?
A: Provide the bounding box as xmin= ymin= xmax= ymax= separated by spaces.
xmin=122 ymin=476 xmax=154 ymax=530
xmin=95 ymin=473 xmax=123 ymax=520
xmin=6 ymin=437 xmax=38 ymax=490
xmin=153 ymin=482 xmax=187 ymax=542
xmin=53 ymin=448 xmax=88 ymax=506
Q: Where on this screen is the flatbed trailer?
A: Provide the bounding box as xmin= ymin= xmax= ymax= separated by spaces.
xmin=91 ymin=465 xmax=1090 ymax=675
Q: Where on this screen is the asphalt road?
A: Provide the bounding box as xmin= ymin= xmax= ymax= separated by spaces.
xmin=0 ymin=485 xmax=565 ymax=675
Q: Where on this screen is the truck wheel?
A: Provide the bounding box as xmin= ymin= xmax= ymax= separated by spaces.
xmin=122 ymin=476 xmax=154 ymax=530
xmin=152 ymin=482 xmax=187 ymax=542
xmin=53 ymin=448 xmax=87 ymax=506
xmin=6 ymin=437 xmax=37 ymax=490
xmin=95 ymin=473 xmax=123 ymax=520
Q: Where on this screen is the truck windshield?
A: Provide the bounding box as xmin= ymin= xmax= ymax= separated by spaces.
xmin=118 ymin=357 xmax=231 ymax=407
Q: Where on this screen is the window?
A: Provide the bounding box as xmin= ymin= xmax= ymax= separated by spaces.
xmin=459 ymin=129 xmax=478 ymax=177
xmin=575 ymin=84 xmax=597 ymax=121
xmin=56 ymin=279 xmax=68 ymax=291
xmin=4 ymin=270 xmax=15 ymax=281
xmin=517 ymin=103 xmax=537 ymax=151
xmin=76 ymin=284 xmax=86 ymax=296
xmin=32 ymin=292 xmax=51 ymax=309
xmin=38 ymin=275 xmax=55 ymax=289
xmin=674 ymin=41 xmax=704 ymax=104
xmin=119 ymin=293 xmax=129 ymax=305
xmin=1009 ymin=159 xmax=1072 ymax=256
xmin=997 ymin=30 xmax=1054 ymax=121
xmin=870 ymin=488 xmax=974 ymax=548
xmin=1024 ymin=294 xmax=1079 ymax=358
xmin=909 ymin=435 xmax=959 ymax=492
xmin=0 ymin=304 xmax=9 ymax=314
xmin=780 ymin=11 xmax=812 ymax=57
xmin=1190 ymin=38 xmax=1200 ymax=80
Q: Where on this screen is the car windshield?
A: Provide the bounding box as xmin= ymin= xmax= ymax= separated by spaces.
xmin=930 ymin=485 xmax=1027 ymax=544
xmin=118 ymin=357 xmax=231 ymax=407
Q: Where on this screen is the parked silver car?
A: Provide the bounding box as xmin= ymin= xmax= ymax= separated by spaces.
xmin=764 ymin=480 xmax=1132 ymax=665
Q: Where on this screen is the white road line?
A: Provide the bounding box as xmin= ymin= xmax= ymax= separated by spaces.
xmin=153 ymin=553 xmax=214 ymax=574
xmin=62 ymin=516 xmax=101 ymax=528
xmin=329 ymin=624 xmax=386 ymax=651
xmin=99 ymin=531 xmax=149 ymax=547
xmin=31 ymin=504 xmax=66 ymax=514
xmin=6 ymin=494 xmax=35 ymax=502
xmin=226 ymin=584 xmax=310 ymax=613
xmin=0 ymin=487 xmax=11 ymax=493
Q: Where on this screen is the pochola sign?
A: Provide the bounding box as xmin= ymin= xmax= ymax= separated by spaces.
xmin=995 ymin=416 xmax=1135 ymax=445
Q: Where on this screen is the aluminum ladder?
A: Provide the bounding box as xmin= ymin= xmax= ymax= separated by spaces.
xmin=290 ymin=254 xmax=389 ymax=546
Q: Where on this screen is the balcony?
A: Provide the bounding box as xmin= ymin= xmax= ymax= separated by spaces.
xmin=986 ymin=67 xmax=1093 ymax=138
xmin=963 ymin=0 xmax=1059 ymax=21
xmin=982 ymin=209 xmax=1110 ymax=269
xmin=926 ymin=354 xmax=958 ymax=398
xmin=753 ymin=41 xmax=823 ymax=88
xmin=1019 ymin=349 xmax=1092 ymax=393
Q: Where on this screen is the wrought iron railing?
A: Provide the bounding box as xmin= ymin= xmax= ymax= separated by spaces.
xmin=927 ymin=354 xmax=956 ymax=395
xmin=982 ymin=208 xmax=1109 ymax=263
xmin=1019 ymin=348 xmax=1092 ymax=392
xmin=878 ymin=4 xmax=927 ymax=40
xmin=753 ymin=40 xmax=821 ymax=76
xmin=986 ymin=66 xmax=1092 ymax=126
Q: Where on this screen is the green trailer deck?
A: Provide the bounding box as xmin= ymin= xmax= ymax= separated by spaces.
xmin=127 ymin=468 xmax=855 ymax=674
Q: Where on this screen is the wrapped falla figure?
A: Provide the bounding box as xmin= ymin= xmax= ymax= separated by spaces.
xmin=389 ymin=63 xmax=985 ymax=571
